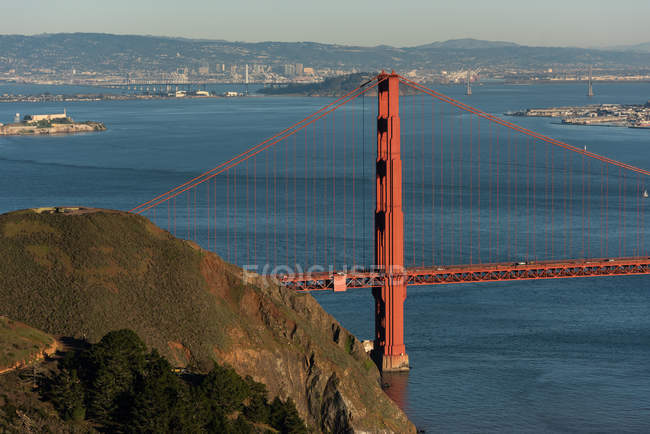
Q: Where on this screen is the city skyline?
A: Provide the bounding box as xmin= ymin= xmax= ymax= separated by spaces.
xmin=3 ymin=0 xmax=650 ymax=48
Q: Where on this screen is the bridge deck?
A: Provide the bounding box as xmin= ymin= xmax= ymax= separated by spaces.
xmin=276 ymin=257 xmax=650 ymax=291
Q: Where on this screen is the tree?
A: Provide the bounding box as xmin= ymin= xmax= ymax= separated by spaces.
xmin=123 ymin=352 xmax=198 ymax=433
xmin=44 ymin=369 xmax=86 ymax=422
xmin=270 ymin=397 xmax=308 ymax=434
xmin=242 ymin=376 xmax=270 ymax=424
xmin=41 ymin=330 xmax=308 ymax=432
xmin=77 ymin=329 xmax=147 ymax=422
xmin=196 ymin=363 xmax=250 ymax=414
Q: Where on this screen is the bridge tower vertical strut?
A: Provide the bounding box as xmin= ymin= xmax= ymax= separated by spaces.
xmin=372 ymin=72 xmax=409 ymax=372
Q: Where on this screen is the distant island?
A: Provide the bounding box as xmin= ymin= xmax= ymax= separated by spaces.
xmin=507 ymin=101 xmax=650 ymax=128
xmin=0 ymin=110 xmax=106 ymax=135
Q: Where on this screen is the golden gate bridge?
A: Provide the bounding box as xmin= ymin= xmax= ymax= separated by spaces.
xmin=129 ymin=72 xmax=650 ymax=372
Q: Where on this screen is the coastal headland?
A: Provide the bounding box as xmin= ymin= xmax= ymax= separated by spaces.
xmin=0 ymin=207 xmax=415 ymax=433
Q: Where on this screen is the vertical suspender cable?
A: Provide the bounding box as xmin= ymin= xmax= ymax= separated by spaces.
xmin=421 ymin=93 xmax=425 ymax=266
xmin=362 ymin=91 xmax=366 ymax=267
xmin=431 ymin=99 xmax=436 ymax=265
xmin=477 ymin=115 xmax=481 ymax=264
xmin=232 ymin=166 xmax=238 ymax=264
xmin=273 ymin=145 xmax=277 ymax=267
xmin=563 ymin=147 xmax=569 ymax=258
xmin=458 ymin=108 xmax=463 ymax=263
xmin=469 ymin=113 xmax=473 ymax=264
xmin=343 ymin=106 xmax=347 ymax=266
xmin=304 ymin=128 xmax=308 ymax=266
xmin=352 ymin=103 xmax=356 ymax=265
xmin=332 ymin=110 xmax=336 ymax=269
xmin=207 ymin=180 xmax=210 ymax=250
xmin=227 ymin=171 xmax=230 ymax=260
xmin=620 ymin=168 xmax=623 ymax=257
xmin=323 ymin=116 xmax=328 ymax=267
xmin=412 ymin=91 xmax=416 ymax=266
xmin=294 ymin=132 xmax=297 ymax=267
xmin=246 ymin=159 xmax=249 ymax=265
xmin=449 ymin=104 xmax=454 ymax=263
xmin=495 ymin=126 xmax=501 ymax=260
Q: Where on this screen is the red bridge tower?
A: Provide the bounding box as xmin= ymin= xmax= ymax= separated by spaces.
xmin=373 ymin=72 xmax=409 ymax=371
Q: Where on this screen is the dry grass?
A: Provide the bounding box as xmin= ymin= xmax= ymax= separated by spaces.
xmin=0 ymin=316 xmax=55 ymax=371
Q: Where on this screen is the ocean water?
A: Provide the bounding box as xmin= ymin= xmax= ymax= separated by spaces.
xmin=1 ymin=82 xmax=649 ymax=432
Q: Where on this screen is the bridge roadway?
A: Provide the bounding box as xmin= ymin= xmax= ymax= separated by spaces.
xmin=277 ymin=257 xmax=650 ymax=292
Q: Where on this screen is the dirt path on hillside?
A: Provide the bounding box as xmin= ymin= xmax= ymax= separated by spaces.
xmin=0 ymin=339 xmax=61 ymax=375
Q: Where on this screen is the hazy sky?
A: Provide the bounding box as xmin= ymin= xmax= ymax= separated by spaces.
xmin=3 ymin=0 xmax=650 ymax=47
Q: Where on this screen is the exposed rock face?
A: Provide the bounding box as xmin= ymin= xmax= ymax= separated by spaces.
xmin=0 ymin=208 xmax=415 ymax=433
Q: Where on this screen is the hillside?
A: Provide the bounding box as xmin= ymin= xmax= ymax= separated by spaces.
xmin=1 ymin=33 xmax=649 ymax=76
xmin=0 ymin=316 xmax=57 ymax=374
xmin=0 ymin=207 xmax=415 ymax=433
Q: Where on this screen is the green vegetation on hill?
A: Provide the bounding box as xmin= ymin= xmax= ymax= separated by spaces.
xmin=0 ymin=316 xmax=55 ymax=372
xmin=0 ymin=208 xmax=415 ymax=432
xmin=41 ymin=329 xmax=306 ymax=433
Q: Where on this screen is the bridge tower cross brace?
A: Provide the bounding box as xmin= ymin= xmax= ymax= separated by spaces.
xmin=372 ymin=72 xmax=410 ymax=372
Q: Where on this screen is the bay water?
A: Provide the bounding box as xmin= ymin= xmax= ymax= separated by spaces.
xmin=1 ymin=82 xmax=649 ymax=432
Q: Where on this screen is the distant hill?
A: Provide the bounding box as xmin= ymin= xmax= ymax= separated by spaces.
xmin=0 ymin=207 xmax=414 ymax=433
xmin=611 ymin=42 xmax=650 ymax=53
xmin=1 ymin=33 xmax=649 ymax=76
xmin=414 ymin=38 xmax=519 ymax=50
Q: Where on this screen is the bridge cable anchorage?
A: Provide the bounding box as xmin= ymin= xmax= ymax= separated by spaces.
xmin=130 ymin=77 xmax=385 ymax=214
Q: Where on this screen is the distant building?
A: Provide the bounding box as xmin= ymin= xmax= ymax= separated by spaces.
xmin=284 ymin=64 xmax=295 ymax=76
xmin=295 ymin=63 xmax=304 ymax=76
xmin=24 ymin=109 xmax=69 ymax=122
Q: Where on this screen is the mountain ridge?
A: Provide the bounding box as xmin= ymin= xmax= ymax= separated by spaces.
xmin=1 ymin=33 xmax=648 ymax=75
